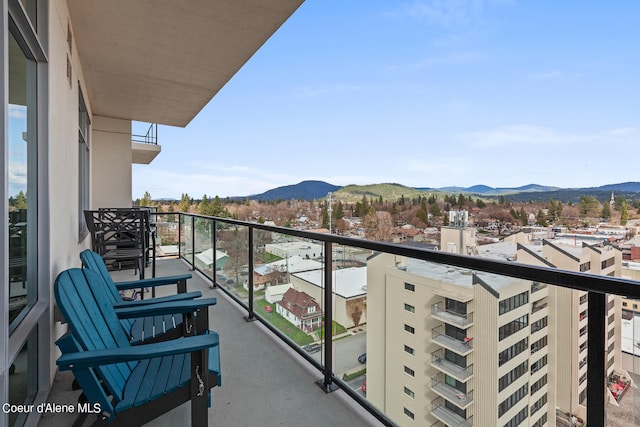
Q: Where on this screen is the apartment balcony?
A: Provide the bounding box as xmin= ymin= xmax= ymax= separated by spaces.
xmin=37 ymin=212 xmax=640 ymax=427
xmin=132 ymin=123 xmax=161 ymax=164
xmin=431 ymin=302 xmax=473 ymax=329
xmin=431 ymin=374 xmax=473 ymax=410
xmin=431 ymin=397 xmax=472 ymax=427
xmin=431 ymin=350 xmax=474 ymax=382
xmin=39 ymin=257 xmax=382 ymax=427
xmin=432 ymin=325 xmax=473 ymax=356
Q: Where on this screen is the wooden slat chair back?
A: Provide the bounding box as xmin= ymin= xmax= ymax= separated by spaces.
xmin=80 ymin=249 xmax=202 ymax=344
xmin=55 ymin=268 xmax=221 ymax=426
xmin=84 ymin=209 xmax=147 ymax=279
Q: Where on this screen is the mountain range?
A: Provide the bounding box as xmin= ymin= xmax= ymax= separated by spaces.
xmin=243 ymin=181 xmax=640 ymax=203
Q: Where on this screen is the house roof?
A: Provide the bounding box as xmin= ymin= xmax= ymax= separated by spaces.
xmin=293 ymin=267 xmax=368 ymax=298
xmin=67 ymin=1 xmax=303 ymax=126
xmin=277 ymin=288 xmax=321 ymax=320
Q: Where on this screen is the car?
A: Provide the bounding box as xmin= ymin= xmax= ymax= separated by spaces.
xmin=303 ymin=343 xmax=322 ymax=353
xmin=361 ymin=380 xmax=366 ymax=394
xmin=358 ymin=353 xmax=367 ymax=363
xmin=264 ymin=305 xmax=272 ymax=313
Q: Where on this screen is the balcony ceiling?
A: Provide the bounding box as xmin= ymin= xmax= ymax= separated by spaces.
xmin=67 ymin=0 xmax=304 ymax=127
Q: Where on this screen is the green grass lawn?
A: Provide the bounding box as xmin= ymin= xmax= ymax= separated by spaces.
xmin=254 ymin=299 xmax=314 ymax=346
xmin=315 ymin=320 xmax=347 ymax=340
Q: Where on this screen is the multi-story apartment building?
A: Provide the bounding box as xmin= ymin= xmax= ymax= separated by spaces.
xmin=514 ymin=234 xmax=623 ymax=421
xmin=366 ymin=223 xmax=622 ymax=426
xmin=367 ymin=252 xmax=553 ymax=427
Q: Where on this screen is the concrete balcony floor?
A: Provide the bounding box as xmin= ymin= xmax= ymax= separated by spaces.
xmin=38 ymin=257 xmax=382 ymax=427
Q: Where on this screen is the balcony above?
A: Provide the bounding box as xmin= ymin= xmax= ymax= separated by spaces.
xmin=431 ymin=380 xmax=473 ymax=410
xmin=431 ymin=353 xmax=473 ymax=383
xmin=431 ymin=403 xmax=472 ymax=427
xmin=431 ymin=302 xmax=473 ymax=329
xmin=132 ymin=141 xmax=161 ymax=164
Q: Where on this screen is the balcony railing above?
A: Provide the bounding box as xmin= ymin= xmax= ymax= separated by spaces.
xmin=431 ymin=374 xmax=473 ymax=410
xmin=431 ymin=397 xmax=472 ymax=427
xmin=432 ymin=325 xmax=473 ymax=355
xmin=431 ymin=302 xmax=473 ymax=328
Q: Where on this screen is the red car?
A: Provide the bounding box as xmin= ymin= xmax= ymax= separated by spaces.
xmin=264 ymin=306 xmax=272 ymax=313
xmin=361 ymin=380 xmax=366 ymax=394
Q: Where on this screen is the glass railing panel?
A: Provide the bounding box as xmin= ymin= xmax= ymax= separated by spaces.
xmin=179 ymin=214 xmax=192 ymax=264
xmin=214 ymin=221 xmax=249 ymax=305
xmin=331 ymin=243 xmax=370 ymax=400
xmin=172 ymin=213 xmax=640 ymax=426
xmin=608 ymin=297 xmax=639 ymax=427
xmin=250 ymin=231 xmax=324 ymax=356
xmin=192 ymin=217 xmax=215 ymax=282
xmin=149 ymin=212 xmax=180 ymax=258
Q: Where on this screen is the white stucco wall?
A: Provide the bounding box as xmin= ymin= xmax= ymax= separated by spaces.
xmin=48 ymin=0 xmax=92 ymax=383
xmin=92 ymin=116 xmax=132 ymax=208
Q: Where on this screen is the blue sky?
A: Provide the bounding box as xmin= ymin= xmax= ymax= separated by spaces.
xmin=132 ymin=0 xmax=639 ymax=200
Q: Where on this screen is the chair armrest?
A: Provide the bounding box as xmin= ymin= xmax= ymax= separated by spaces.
xmin=112 ymin=291 xmax=202 ymax=309
xmin=114 ymin=297 xmax=217 ymax=319
xmin=57 ymin=332 xmax=219 ymax=370
xmin=114 ymin=274 xmax=192 ymax=291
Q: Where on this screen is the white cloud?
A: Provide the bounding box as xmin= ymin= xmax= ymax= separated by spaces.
xmin=8 ymin=105 xmax=26 ymax=119
xmin=527 ymin=71 xmax=562 ymax=80
xmin=389 ymin=51 xmax=488 ymax=72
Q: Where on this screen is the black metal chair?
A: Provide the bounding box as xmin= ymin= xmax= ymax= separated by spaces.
xmin=84 ymin=209 xmax=147 ymax=280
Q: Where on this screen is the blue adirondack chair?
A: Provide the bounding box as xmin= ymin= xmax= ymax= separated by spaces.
xmin=80 ymin=249 xmax=202 ymax=344
xmin=55 ymin=268 xmax=221 ymax=427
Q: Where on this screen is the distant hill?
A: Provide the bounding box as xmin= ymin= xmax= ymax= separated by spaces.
xmin=248 ymin=180 xmax=341 ymax=201
xmin=432 ymin=184 xmax=559 ymax=195
xmin=336 ymin=183 xmax=428 ymax=203
xmin=231 ymin=181 xmax=640 ymax=204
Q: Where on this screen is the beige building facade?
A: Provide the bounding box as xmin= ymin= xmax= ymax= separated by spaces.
xmin=367 ymin=252 xmax=553 ymax=427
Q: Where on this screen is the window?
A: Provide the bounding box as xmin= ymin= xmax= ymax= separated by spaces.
xmin=404 ymin=345 xmax=415 ymax=356
xmin=499 ymin=338 xmax=528 ymax=366
xmin=404 ymin=366 xmax=415 ymax=377
xmin=78 ymin=88 xmax=91 ymax=240
xmin=404 ymin=386 xmax=415 ymax=398
xmin=503 ymin=407 xmax=528 ymax=427
xmin=531 ymin=355 xmax=548 ymax=374
xmin=499 ymin=292 xmax=529 ymax=315
xmin=404 ymin=303 xmax=415 ymax=313
xmin=403 ymin=407 xmax=414 ymax=420
xmin=531 ymin=317 xmax=548 ymax=333
xmin=530 ymin=336 xmax=548 ymax=355
xmin=404 ymin=324 xmax=415 ymax=334
xmin=530 ymin=393 xmax=547 ymax=416
xmin=404 ymin=283 xmax=415 ymax=292
xmin=531 ymin=374 xmax=548 ymax=395
xmin=498 ymin=384 xmax=528 ymax=417
xmin=445 ymin=298 xmax=467 ymax=315
xmin=499 ymin=315 xmax=529 ymax=341
xmin=580 ymin=262 xmax=591 ymax=272
xmin=499 ymin=361 xmax=528 ymax=392
xmin=601 ymin=258 xmax=615 ymax=269
xmin=532 ymin=412 xmax=548 ymax=427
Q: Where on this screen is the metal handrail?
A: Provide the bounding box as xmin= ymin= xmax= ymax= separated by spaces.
xmin=132 ymin=122 xmax=158 ymax=145
xmin=171 ymin=211 xmax=639 ymax=427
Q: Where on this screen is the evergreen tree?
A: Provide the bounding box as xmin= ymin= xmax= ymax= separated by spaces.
xmin=14 ymin=191 xmax=27 ymax=209
xmin=601 ymin=202 xmax=611 ymax=221
xmin=621 ymin=200 xmax=629 ymax=226
xmin=476 ymin=199 xmax=486 ymax=208
xmin=139 ymin=191 xmax=153 ymax=207
xmin=519 ymin=207 xmax=527 ymax=226
xmin=536 ymin=209 xmax=548 ymax=226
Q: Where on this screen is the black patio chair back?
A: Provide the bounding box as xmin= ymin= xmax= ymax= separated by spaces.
xmin=84 ymin=209 xmax=147 ymax=279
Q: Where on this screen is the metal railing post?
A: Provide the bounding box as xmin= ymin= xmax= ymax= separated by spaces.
xmin=245 ymin=226 xmax=256 ymax=321
xmin=211 ymin=219 xmax=217 ymax=289
xmin=318 ymin=241 xmax=337 ymax=392
xmin=178 ymin=213 xmax=182 ymax=259
xmin=190 ymin=215 xmax=195 ymax=269
xmin=587 ymin=291 xmax=606 ymax=426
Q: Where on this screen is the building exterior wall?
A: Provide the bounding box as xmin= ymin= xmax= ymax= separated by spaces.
xmin=366 ymin=252 xmax=555 ymax=426
xmin=91 ymin=116 xmax=132 ymax=208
